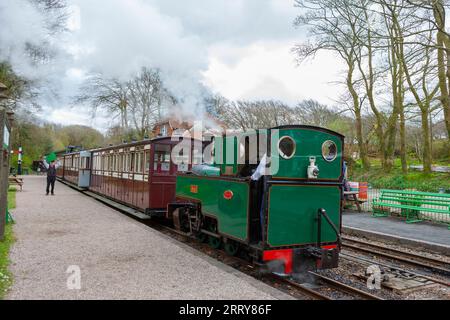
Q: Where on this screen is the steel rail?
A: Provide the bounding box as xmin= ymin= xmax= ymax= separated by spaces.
xmin=72 ymin=187 xmax=390 ymax=300
xmin=270 ymin=275 xmax=332 ymax=300
xmin=153 ymin=223 xmax=385 ymax=300
xmin=341 ymin=252 xmax=450 ymax=287
xmin=342 ymin=238 xmax=450 ymax=276
xmin=153 ymin=223 xmax=334 ymax=300
xmin=308 ymin=272 xmax=384 ymax=300
xmin=342 ymin=236 xmax=448 ymax=266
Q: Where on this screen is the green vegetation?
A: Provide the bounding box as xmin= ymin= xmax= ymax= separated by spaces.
xmin=0 ymin=225 xmax=14 ymax=299
xmin=0 ymin=189 xmax=16 ymax=299
xmin=350 ymin=160 xmax=450 ymax=192
xmin=7 ymin=188 xmax=16 ymax=210
xmin=10 ymin=123 xmax=105 ymax=171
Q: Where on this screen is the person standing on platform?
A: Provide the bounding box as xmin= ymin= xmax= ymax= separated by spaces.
xmin=42 ymin=157 xmax=60 ymax=196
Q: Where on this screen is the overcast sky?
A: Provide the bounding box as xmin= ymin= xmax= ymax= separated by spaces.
xmin=1 ymin=0 xmax=346 ymax=131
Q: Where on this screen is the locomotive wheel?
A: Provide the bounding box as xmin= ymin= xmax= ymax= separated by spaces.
xmin=207 ymin=224 xmax=221 ymax=249
xmin=224 ymin=241 xmax=239 ymax=256
xmin=196 ymin=232 xmax=207 ymax=243
xmin=208 ymin=235 xmax=222 ymax=249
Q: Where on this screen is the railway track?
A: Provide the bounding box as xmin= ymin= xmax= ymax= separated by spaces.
xmin=148 ymin=221 xmax=384 ymax=300
xmin=341 ymin=252 xmax=450 ymax=287
xmin=308 ymin=272 xmax=384 ymax=300
xmin=342 ymin=236 xmax=450 ymax=276
xmin=69 ymin=184 xmax=422 ymax=300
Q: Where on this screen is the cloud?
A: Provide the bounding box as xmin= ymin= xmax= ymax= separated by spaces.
xmin=145 ymin=0 xmax=299 ymax=44
xmin=204 ymin=41 xmax=345 ymax=105
xmin=1 ymin=0 xmax=345 ymax=129
xmin=63 ymin=0 xmax=302 ymax=119
xmin=67 ymin=0 xmax=211 ymax=117
xmin=0 ymin=0 xmax=47 ymax=71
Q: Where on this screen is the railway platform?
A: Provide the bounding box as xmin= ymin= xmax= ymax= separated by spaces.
xmin=343 ymin=212 xmax=450 ymax=255
xmin=5 ymin=176 xmax=292 ymax=300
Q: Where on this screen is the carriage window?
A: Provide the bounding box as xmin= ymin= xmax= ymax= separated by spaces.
xmin=134 ymin=153 xmax=138 ymax=172
xmin=145 ymin=151 xmax=151 ymax=173
xmin=174 ymin=149 xmax=189 ymax=172
xmin=84 ymin=158 xmax=90 ymax=170
xmin=162 ymin=153 xmax=170 ymax=172
xmin=140 ymin=152 xmax=145 ymax=173
xmin=135 ymin=152 xmax=143 ymax=173
xmin=130 ymin=153 xmax=135 ymax=171
xmin=154 ymin=152 xmax=171 ymax=172
xmin=278 ymin=136 xmax=296 ymax=159
xmin=322 ymin=140 xmax=338 ymax=162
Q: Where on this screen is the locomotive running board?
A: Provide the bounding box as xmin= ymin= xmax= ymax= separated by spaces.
xmin=83 ymin=191 xmax=152 ymax=220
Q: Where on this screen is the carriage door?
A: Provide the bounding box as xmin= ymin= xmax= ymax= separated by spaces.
xmin=78 ymin=151 xmax=91 ymax=188
xmin=149 ymin=143 xmax=174 ymax=210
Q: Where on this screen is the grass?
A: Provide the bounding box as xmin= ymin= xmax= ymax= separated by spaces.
xmin=0 ymin=189 xmax=16 ymax=299
xmin=350 ymin=159 xmax=450 ymax=192
xmin=0 ymin=225 xmax=14 ymax=299
xmin=7 ymin=187 xmax=16 ymax=210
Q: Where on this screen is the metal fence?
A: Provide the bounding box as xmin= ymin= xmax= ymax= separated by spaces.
xmin=345 ymin=187 xmax=450 ymax=226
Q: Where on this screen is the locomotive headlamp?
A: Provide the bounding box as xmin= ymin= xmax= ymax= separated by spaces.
xmin=307 ymin=156 xmax=319 ymax=179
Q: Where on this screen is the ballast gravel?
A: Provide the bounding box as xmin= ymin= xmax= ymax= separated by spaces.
xmin=6 ymin=176 xmax=291 ymax=300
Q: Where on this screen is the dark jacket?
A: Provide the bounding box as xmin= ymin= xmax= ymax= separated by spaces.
xmin=47 ymin=165 xmax=57 ymax=178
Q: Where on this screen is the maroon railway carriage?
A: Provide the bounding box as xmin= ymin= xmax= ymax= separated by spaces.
xmin=89 ymin=137 xmax=200 ymax=216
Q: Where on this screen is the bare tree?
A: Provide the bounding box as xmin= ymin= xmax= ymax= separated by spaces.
xmin=293 ymin=0 xmax=371 ymax=170
xmin=74 ymin=75 xmax=130 ymax=134
xmin=431 ymin=0 xmax=450 ymax=141
xmin=127 ymin=68 xmax=173 ymax=139
xmin=379 ymin=0 xmax=439 ymax=173
xmin=76 ymin=68 xmax=175 ymax=140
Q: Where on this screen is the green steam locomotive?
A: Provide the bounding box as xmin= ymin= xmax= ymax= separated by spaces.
xmin=168 ymin=125 xmax=344 ymax=275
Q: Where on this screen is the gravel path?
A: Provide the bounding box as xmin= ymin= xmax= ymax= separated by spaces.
xmin=6 ymin=176 xmax=291 ymax=300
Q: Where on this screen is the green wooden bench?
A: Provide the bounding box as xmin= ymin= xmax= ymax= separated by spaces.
xmin=372 ymin=189 xmax=450 ymax=227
